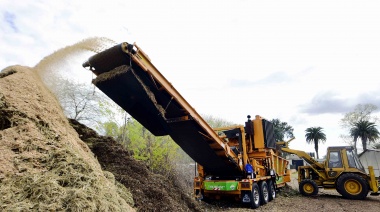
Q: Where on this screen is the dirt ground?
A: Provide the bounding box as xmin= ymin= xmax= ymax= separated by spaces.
xmin=203 ymin=192 xmax=380 ymax=212
xmin=206 ymin=174 xmax=380 ymax=212
xmin=207 ymin=173 xmax=380 ymax=212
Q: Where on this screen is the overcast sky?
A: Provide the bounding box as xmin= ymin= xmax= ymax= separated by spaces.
xmin=1 ymin=0 xmax=380 ymax=156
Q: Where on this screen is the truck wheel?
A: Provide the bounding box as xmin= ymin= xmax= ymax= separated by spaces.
xmin=267 ymin=180 xmax=276 ymax=201
xmin=299 ymin=179 xmax=318 ymax=196
xmin=259 ymin=181 xmax=269 ymax=205
xmin=251 ymin=183 xmax=261 ymax=209
xmin=336 ymin=173 xmax=369 ymax=200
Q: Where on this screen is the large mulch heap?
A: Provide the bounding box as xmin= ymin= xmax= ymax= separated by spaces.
xmin=69 ymin=118 xmax=205 ymax=212
xmin=0 ymin=66 xmax=134 ymax=211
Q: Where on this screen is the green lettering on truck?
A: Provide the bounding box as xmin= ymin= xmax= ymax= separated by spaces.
xmin=204 ymin=181 xmax=239 ymax=191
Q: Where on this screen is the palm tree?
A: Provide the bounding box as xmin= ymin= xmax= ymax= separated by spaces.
xmin=305 ymin=127 xmax=327 ymax=159
xmin=350 ymin=120 xmax=380 ymax=154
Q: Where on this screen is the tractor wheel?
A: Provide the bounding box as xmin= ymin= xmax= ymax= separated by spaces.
xmin=250 ymin=183 xmax=261 ymax=209
xmin=299 ymin=179 xmax=319 ymax=196
xmin=259 ymin=181 xmax=269 ymax=205
xmin=267 ymin=180 xmax=276 ymax=201
xmin=336 ymin=173 xmax=369 ymax=200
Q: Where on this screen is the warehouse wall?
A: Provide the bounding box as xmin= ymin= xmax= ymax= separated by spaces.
xmin=359 ymin=149 xmax=380 ymax=177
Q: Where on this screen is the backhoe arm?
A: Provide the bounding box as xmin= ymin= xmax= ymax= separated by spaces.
xmin=277 ymin=138 xmax=324 ymax=169
xmin=281 ymin=147 xmax=324 ymax=169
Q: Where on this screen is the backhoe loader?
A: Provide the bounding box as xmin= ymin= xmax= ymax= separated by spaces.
xmin=278 ymin=139 xmax=379 ymax=199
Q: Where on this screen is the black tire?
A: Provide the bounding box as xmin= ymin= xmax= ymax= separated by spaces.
xmin=267 ymin=180 xmax=276 ymax=201
xmin=259 ymin=181 xmax=269 ymax=205
xmin=251 ymin=183 xmax=261 ymax=209
xmin=299 ymin=179 xmax=319 ymax=196
xmin=336 ymin=173 xmax=369 ymax=200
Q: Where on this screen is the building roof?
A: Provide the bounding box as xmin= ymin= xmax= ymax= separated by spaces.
xmin=358 ymin=148 xmax=380 ymax=157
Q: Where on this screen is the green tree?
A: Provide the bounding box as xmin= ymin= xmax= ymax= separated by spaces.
xmin=305 ymin=127 xmax=326 ymax=159
xmin=349 ymin=120 xmax=379 ymax=154
xmin=99 ymin=101 xmax=130 ymax=144
xmin=202 ymin=114 xmax=235 ymax=128
xmin=101 ymin=117 xmax=182 ymax=176
xmin=271 ymin=118 xmax=294 ymax=142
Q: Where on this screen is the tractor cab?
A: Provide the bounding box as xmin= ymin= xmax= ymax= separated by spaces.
xmin=326 ymin=146 xmax=366 ymax=177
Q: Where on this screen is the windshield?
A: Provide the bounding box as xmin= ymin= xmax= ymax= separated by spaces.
xmin=346 ymin=149 xmax=365 ymax=172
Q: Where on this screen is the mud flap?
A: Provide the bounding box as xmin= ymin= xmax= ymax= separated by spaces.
xmin=194 ymin=189 xmax=203 ymax=200
xmin=241 ymin=190 xmax=252 ymax=204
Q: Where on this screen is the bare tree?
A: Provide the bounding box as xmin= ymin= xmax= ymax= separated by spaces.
xmin=340 ymin=103 xmax=379 ymax=152
xmin=340 ymin=104 xmax=379 ymax=129
xmin=33 ymin=37 xmax=118 ymax=129
xmin=54 ymin=78 xmax=107 ymax=127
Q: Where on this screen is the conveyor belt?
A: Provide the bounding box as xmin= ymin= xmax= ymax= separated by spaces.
xmin=83 ymin=43 xmax=242 ymax=175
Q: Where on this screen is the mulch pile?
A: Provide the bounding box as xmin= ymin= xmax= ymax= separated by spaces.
xmin=0 ymin=66 xmax=134 ymax=211
xmin=69 ymin=118 xmax=205 ymax=212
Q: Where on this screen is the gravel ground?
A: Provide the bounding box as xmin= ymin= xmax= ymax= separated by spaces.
xmin=201 ymin=172 xmax=380 ymax=212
